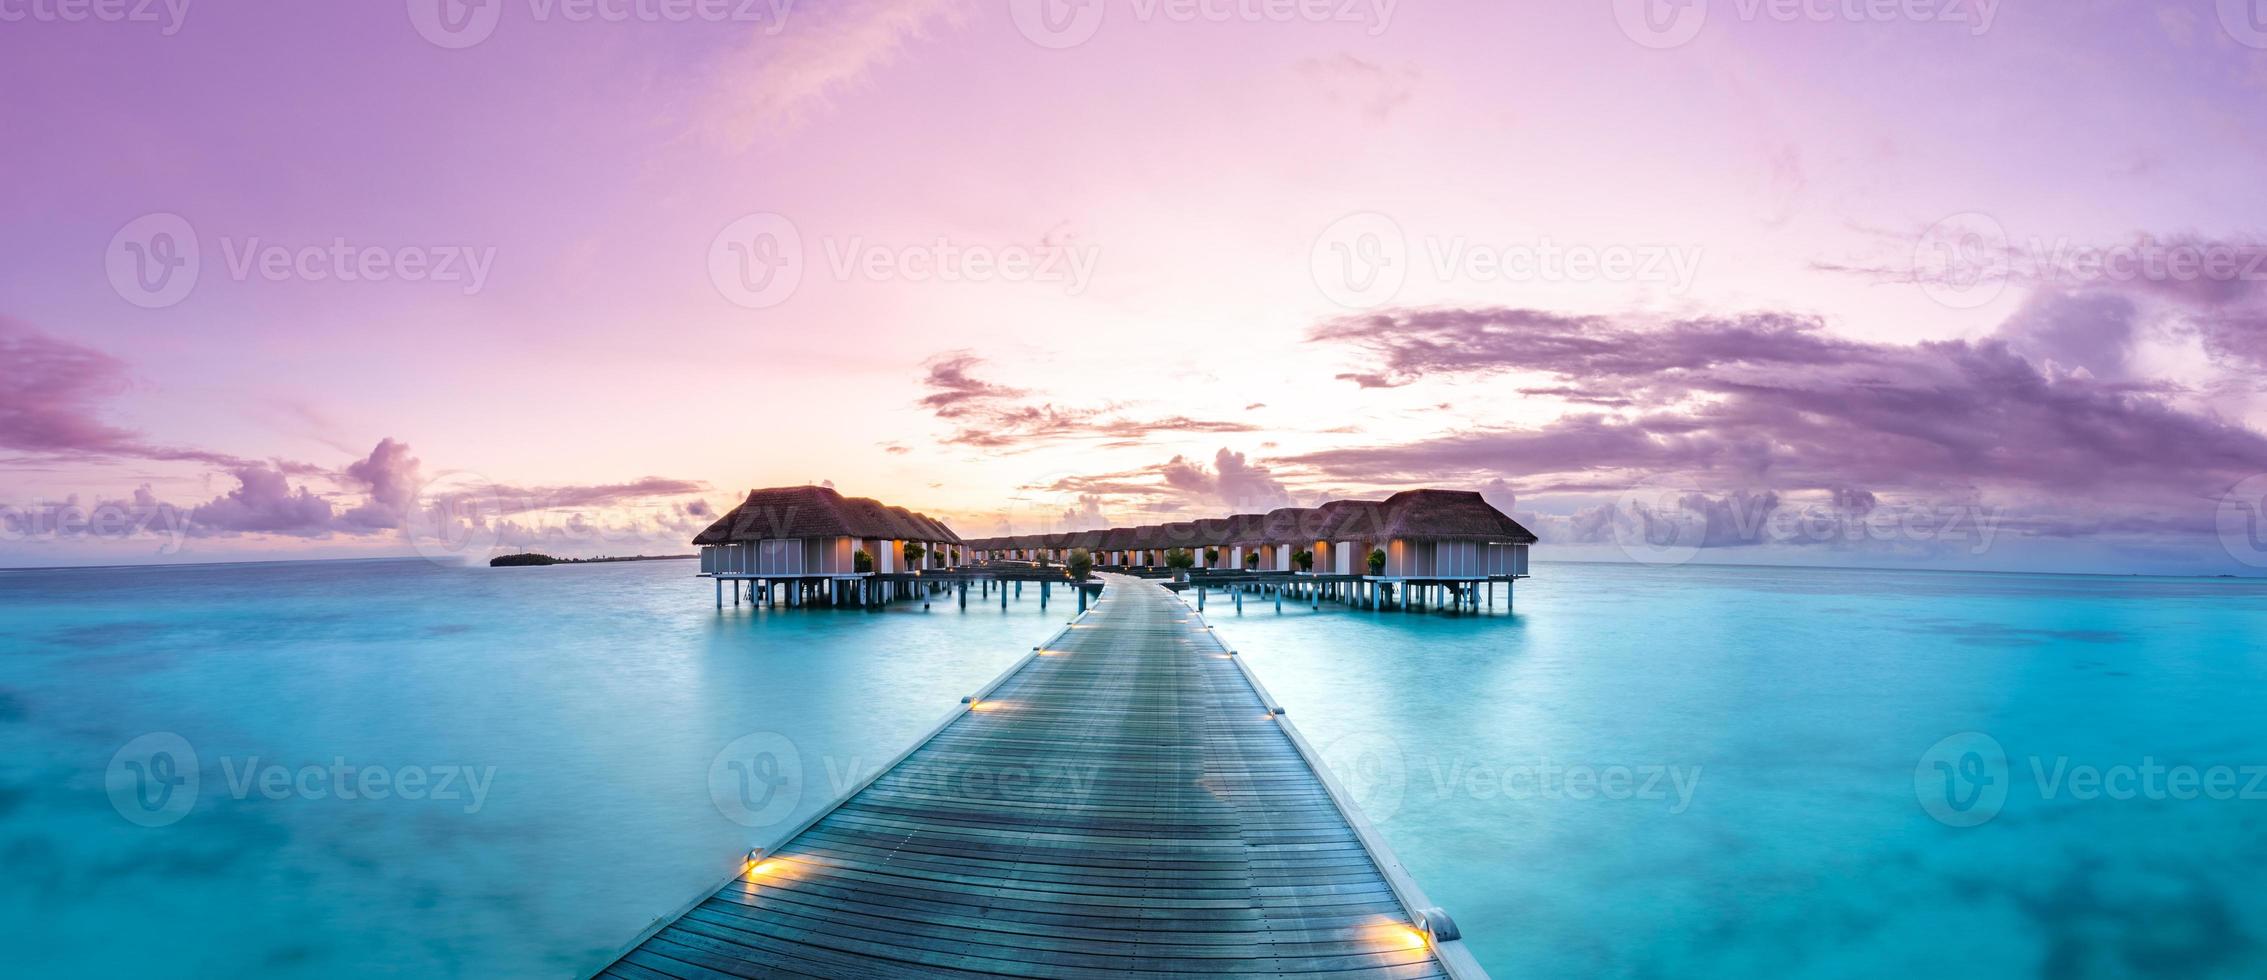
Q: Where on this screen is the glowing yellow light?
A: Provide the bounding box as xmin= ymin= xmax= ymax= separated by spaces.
xmin=970 ymin=700 xmax=1006 ymax=712
xmin=1364 ymin=921 xmax=1429 ymax=950
xmin=745 ymin=860 xmax=780 ymax=880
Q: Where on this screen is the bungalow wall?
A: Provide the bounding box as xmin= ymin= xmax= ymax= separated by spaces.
xmin=1379 ymin=539 xmax=1526 ymax=578
xmin=700 ymin=536 xmax=858 ymax=576
xmin=1482 ymin=542 xmax=1530 ymax=576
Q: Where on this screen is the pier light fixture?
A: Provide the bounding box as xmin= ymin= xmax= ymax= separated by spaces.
xmin=1271 ymin=706 xmax=1286 ymax=716
xmin=1417 ymin=907 xmax=1462 ymax=945
xmin=743 ymin=849 xmax=779 ymax=879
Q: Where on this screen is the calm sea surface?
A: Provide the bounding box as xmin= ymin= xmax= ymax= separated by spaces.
xmin=3 ymin=558 xmax=2263 ymax=978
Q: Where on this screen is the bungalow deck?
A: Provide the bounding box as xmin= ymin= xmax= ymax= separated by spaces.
xmin=598 ymin=573 xmax=1485 ymax=980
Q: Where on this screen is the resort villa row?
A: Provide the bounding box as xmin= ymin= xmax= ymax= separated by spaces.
xmin=695 ymin=486 xmax=1534 ymax=584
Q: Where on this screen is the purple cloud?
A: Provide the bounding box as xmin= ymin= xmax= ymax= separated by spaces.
xmin=189 ymin=465 xmax=338 ymax=536
xmin=917 ymin=351 xmax=1257 ymax=448
xmin=1298 ymin=305 xmax=2267 ymax=553
xmin=0 ymin=318 xmax=261 ymax=469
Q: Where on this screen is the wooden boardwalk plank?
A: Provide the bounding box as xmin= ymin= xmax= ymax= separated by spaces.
xmin=600 ymin=574 xmax=1477 ymax=979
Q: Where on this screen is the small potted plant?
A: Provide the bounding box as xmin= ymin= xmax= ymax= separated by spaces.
xmin=854 ymin=548 xmax=874 ymax=574
xmin=1165 ymin=548 xmax=1195 ymax=581
xmin=1366 ymin=548 xmax=1386 ymax=576
xmin=1294 ymin=549 xmax=1314 ymax=573
xmin=1067 ymin=548 xmax=1094 ymax=581
xmin=1244 ymin=551 xmax=1260 ymax=570
xmin=1204 ymin=547 xmax=1221 ymax=568
xmin=902 ymin=541 xmax=926 ymax=570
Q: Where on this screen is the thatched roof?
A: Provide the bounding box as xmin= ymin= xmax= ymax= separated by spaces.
xmin=798 ymin=488 xmax=1535 ymax=554
xmin=691 ymin=486 xmax=967 ymax=545
xmin=1374 ymin=489 xmax=1537 ymax=543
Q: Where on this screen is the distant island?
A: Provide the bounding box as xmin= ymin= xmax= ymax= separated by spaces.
xmin=488 ymin=553 xmax=696 ymax=567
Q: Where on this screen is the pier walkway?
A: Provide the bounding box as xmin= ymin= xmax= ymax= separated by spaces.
xmin=600 ymin=573 xmax=1484 ymax=979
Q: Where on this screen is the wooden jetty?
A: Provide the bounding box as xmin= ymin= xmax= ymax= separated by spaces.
xmin=599 ymin=573 xmax=1486 ymax=979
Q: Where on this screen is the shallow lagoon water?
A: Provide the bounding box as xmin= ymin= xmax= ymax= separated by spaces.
xmin=1219 ymin=562 xmax=2267 ymax=979
xmin=4 ymin=558 xmax=2265 ymax=978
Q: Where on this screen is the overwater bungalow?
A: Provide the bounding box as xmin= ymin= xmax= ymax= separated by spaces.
xmin=694 ymin=485 xmax=970 ymax=606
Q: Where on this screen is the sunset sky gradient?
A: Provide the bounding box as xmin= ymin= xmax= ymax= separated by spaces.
xmin=7 ymin=0 xmax=2267 ymax=573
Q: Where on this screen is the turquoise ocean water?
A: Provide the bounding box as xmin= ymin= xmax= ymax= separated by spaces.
xmin=3 ymin=558 xmax=2263 ymax=978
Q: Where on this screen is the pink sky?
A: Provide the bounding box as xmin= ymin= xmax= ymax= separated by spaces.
xmin=6 ymin=0 xmax=2267 ymax=573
